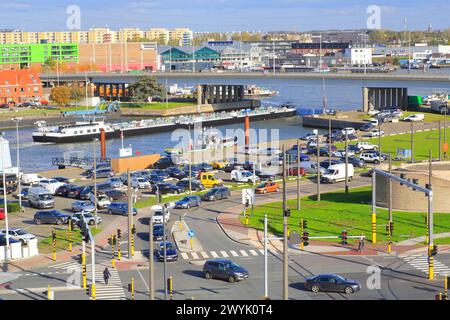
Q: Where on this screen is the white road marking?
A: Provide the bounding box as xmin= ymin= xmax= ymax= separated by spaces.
xmin=191 ymin=252 xmax=200 ymax=260
xmin=230 ymin=250 xmax=239 ymax=257
xmin=181 ymin=252 xmax=189 ymax=260
xmin=211 ymin=251 xmax=219 ymax=258
xmin=249 ymin=250 xmax=258 ymax=256
xmin=220 ymin=251 xmax=229 ymax=258
xmin=240 ymin=250 xmax=249 ymax=257
xmin=200 ymin=252 xmax=209 ymax=259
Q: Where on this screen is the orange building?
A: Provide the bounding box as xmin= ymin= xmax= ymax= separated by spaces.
xmin=0 ymin=69 xmax=43 ymax=105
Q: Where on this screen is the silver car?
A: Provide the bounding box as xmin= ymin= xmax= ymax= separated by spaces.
xmin=70 ymin=212 xmax=102 ymax=226
xmin=71 ymin=200 xmax=95 ymax=213
xmin=0 ymin=228 xmax=36 ymax=244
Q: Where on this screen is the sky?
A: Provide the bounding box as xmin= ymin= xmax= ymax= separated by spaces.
xmin=0 ymin=0 xmax=448 ymax=32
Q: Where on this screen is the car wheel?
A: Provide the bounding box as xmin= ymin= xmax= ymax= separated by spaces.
xmin=374 ymin=160 xmax=380 ymax=164
xmin=344 ymin=286 xmax=354 ymax=294
xmin=174 ymin=190 xmax=179 ymax=194
xmin=228 ymin=275 xmax=236 ymax=283
xmin=89 ymin=220 xmax=95 ymax=226
xmin=34 ymin=218 xmax=41 ymax=225
xmin=311 ymin=285 xmax=320 ymax=293
xmin=56 ymin=219 xmax=63 ymax=225
xmin=204 ymin=271 xmax=212 ymax=280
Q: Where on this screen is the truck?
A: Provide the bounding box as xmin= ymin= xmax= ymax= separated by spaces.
xmin=321 ymin=163 xmax=354 ymax=184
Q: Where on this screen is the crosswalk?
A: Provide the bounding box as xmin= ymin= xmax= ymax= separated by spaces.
xmin=180 ymin=248 xmax=278 ymax=261
xmin=399 ymin=253 xmax=450 ymax=277
xmin=51 ymin=260 xmax=126 ymax=300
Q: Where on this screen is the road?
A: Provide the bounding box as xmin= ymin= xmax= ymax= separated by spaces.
xmin=2 ymin=174 xmax=449 ymax=300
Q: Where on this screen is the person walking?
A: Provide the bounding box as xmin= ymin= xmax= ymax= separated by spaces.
xmin=103 ymin=267 xmax=111 ymax=285
xmin=361 ymin=236 xmax=365 ymax=252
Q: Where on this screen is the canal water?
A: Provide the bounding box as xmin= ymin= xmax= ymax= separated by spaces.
xmin=3 ymin=76 xmax=450 ymax=173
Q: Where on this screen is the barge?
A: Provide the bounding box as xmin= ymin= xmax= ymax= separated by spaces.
xmin=32 ymin=105 xmax=297 ymax=144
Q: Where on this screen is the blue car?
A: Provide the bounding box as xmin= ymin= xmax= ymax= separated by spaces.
xmin=154 ymin=241 xmax=178 ymax=262
xmin=153 ymin=224 xmax=166 ymax=241
xmin=175 ymin=196 xmax=201 ymax=209
xmin=107 ymin=202 xmax=138 ymax=216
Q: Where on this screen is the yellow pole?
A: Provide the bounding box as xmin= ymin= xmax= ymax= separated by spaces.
xmin=118 ymin=238 xmax=121 ymax=261
xmin=111 ymin=234 xmax=116 ymax=268
xmin=300 ymin=219 xmax=304 ymax=250
xmin=68 ymin=222 xmax=72 ymax=252
xmin=82 ymin=253 xmax=87 ymax=289
xmin=47 ymin=285 xmax=51 ymax=300
xmin=169 ymin=276 xmax=173 ymax=300
xmin=131 ymin=277 xmax=135 ymax=300
xmin=445 ymin=275 xmax=448 ymax=299
xmin=428 ymin=244 xmax=434 ymax=280
xmin=91 ymin=283 xmax=96 ymax=300
xmin=190 ymin=237 xmax=193 ymax=250
xmin=371 ymin=213 xmax=377 ymax=244
xmin=388 ymin=224 xmax=392 ymax=254
xmin=131 ymin=227 xmax=135 ymax=257
xmin=287 ymin=226 xmax=290 ymax=239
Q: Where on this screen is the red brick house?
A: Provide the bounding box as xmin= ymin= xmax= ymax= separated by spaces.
xmin=0 ymin=69 xmax=43 ymax=105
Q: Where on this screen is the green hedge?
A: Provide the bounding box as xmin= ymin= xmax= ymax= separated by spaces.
xmin=0 ymin=203 xmax=20 ymax=213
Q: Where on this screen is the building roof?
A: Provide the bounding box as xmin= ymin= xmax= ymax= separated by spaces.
xmin=0 ymin=69 xmax=42 ymax=87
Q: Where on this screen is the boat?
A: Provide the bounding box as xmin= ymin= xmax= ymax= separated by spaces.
xmin=244 ymin=85 xmax=279 ymax=98
xmin=32 ymin=105 xmax=297 ymax=144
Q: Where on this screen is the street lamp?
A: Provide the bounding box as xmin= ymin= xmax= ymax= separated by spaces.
xmin=93 ymin=138 xmax=99 ymax=229
xmin=11 ymin=117 xmax=23 ymax=211
xmin=1 ymin=132 xmax=11 ymax=268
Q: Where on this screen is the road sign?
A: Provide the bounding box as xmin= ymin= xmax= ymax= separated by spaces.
xmin=444 ymin=143 xmax=449 ymax=153
xmin=188 ymin=230 xmax=195 ymax=238
xmin=396 ymin=148 xmax=412 ymax=159
xmin=289 ymin=232 xmax=301 ymax=246
xmin=242 ymin=189 xmax=255 ymax=205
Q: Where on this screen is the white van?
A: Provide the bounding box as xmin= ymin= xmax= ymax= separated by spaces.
xmin=21 ymin=174 xmax=46 ymax=186
xmin=369 ymin=118 xmax=379 ymax=126
xmin=321 ymin=163 xmax=354 ymax=184
xmin=28 ymin=187 xmax=54 ymax=209
xmin=404 ymin=114 xmax=425 ymax=122
xmin=230 ymin=170 xmax=260 ymax=184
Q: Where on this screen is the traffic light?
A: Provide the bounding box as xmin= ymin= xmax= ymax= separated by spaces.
xmin=81 ymin=228 xmax=89 ymax=242
xmin=299 ymin=219 xmax=303 ymax=229
xmin=131 ymin=225 xmax=136 ymax=235
xmin=245 ymin=199 xmax=250 ymax=208
xmin=385 ymin=222 xmax=394 ymax=233
xmin=303 ymin=220 xmax=308 ymax=229
xmin=431 ymin=245 xmax=438 ymax=256
xmin=284 ymin=208 xmax=291 ymax=217
xmin=341 ymin=230 xmax=348 ymax=245
xmin=117 ymin=229 xmax=122 ymax=239
xmin=52 ymin=229 xmax=56 ymax=241
xmin=302 ymin=231 xmax=309 ymax=246
xmin=128 ymin=283 xmax=132 ymax=292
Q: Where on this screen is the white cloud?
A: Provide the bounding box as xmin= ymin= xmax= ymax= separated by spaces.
xmin=0 ymin=3 xmax=32 ymax=10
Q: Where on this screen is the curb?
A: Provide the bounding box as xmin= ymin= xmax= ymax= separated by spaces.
xmin=215 ymin=215 xmax=253 ymax=247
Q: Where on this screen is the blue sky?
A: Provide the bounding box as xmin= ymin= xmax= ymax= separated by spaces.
xmin=0 ymin=0 xmax=448 ymax=32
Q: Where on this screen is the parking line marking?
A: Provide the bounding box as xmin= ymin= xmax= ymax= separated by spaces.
xmin=211 ymin=251 xmax=219 ymax=258
xmin=220 ymin=251 xmax=229 ymax=258
xmin=240 ymin=250 xmax=249 ymax=257
xmin=181 ymin=252 xmax=189 ymax=260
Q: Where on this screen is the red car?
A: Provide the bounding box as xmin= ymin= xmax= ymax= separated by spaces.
xmin=0 ymin=208 xmax=5 ymax=220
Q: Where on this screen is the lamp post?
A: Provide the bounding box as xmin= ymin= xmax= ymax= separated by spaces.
xmin=1 ymin=132 xmax=10 ymax=268
xmin=93 ymin=138 xmax=99 ymax=229
xmin=12 ymin=117 xmax=23 ymax=211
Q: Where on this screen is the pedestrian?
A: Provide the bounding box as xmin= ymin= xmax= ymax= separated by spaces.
xmin=357 ymin=238 xmax=362 ymax=252
xmin=361 ymin=236 xmax=365 ymax=252
xmin=103 ymin=267 xmax=111 ymax=285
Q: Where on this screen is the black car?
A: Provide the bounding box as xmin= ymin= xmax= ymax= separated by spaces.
xmin=152 ymin=157 xmax=175 ymax=170
xmin=103 ymin=189 xmax=127 ymax=201
xmin=196 ymin=162 xmax=214 ymax=172
xmin=176 ymin=180 xmax=205 ymax=192
xmin=304 ymin=274 xmax=361 ymax=294
xmin=34 ymin=210 xmax=70 ymax=225
xmin=347 ymin=144 xmax=361 ymax=154
xmin=255 ymin=170 xmax=276 ymax=181
xmin=224 ymin=162 xmax=241 ymax=173
xmin=67 ymin=186 xmax=85 ymax=198
xmin=307 ymin=147 xmax=330 ymax=156
xmin=52 ymin=176 xmax=70 ymax=184
xmin=165 ymin=167 xmax=186 ymax=179
xmin=320 ymin=160 xmax=343 ymax=169
xmin=150 ymin=169 xmax=170 ymax=180
xmin=153 ymin=224 xmax=166 ymax=241
xmin=203 ymin=260 xmax=249 ymax=283
xmin=79 ymin=186 xmax=94 ymax=200
xmin=153 ymin=183 xmax=185 ymax=195
xmin=154 ymin=241 xmax=178 ymax=262
xmin=55 ymin=184 xmax=78 ymax=197
xmin=341 ymin=156 xmax=365 ymax=167
xmin=202 ymin=187 xmax=230 ymax=201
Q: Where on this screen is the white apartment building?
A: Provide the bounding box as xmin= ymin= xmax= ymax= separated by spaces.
xmin=345 ymin=46 xmax=373 ymax=65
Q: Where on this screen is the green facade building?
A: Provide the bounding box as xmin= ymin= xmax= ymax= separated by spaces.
xmin=0 ymin=43 xmax=78 ymax=67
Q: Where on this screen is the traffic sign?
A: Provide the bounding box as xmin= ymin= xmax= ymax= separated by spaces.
xmin=242 ymin=189 xmax=255 ymax=205
xmin=444 ymin=143 xmax=449 ymax=153
xmin=289 ymin=232 xmax=301 ymax=246
xmin=188 ymin=230 xmax=195 ymax=238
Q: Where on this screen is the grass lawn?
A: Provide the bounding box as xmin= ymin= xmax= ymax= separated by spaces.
xmin=39 ymin=227 xmax=102 ymax=254
xmin=120 ymin=102 xmax=198 ymax=110
xmin=0 ymin=202 xmax=20 ymax=213
xmin=336 ymin=127 xmax=446 ymax=162
xmin=433 ymin=237 xmax=450 ymax=245
xmin=243 ymin=186 xmax=450 ymax=244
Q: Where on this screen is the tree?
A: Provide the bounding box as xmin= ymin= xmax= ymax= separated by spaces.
xmin=42 ymin=58 xmax=57 ymax=73
xmin=50 ymin=86 xmax=72 ymax=106
xmin=128 ymin=76 xmax=165 ymax=102
xmin=70 ymin=85 xmax=84 ymax=105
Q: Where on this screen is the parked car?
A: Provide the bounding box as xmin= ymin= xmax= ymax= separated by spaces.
xmin=165 ymin=166 xmax=186 ymax=179
xmin=37 ymin=179 xmax=66 ymax=195
xmin=304 ymin=274 xmax=361 ymax=294
xmin=52 ymin=176 xmax=70 ymax=184
xmin=133 ymin=177 xmax=151 ymax=189
xmin=255 ymin=181 xmax=280 ymax=194
xmin=255 ymin=170 xmax=277 ymax=181
xmin=175 ymin=196 xmax=201 ymax=209
xmin=89 ymin=193 xmax=111 ymax=209
xmin=107 ymin=203 xmax=137 ymax=216
xmin=154 ymin=241 xmax=178 ymax=262
xmin=87 ymin=168 xmax=114 ymax=179
xmin=341 ymin=127 xmax=356 ymax=135
xmin=365 ymin=129 xmax=384 ymax=137
xmin=307 ymin=147 xmax=330 ymax=156
xmin=332 ymin=149 xmax=355 ymax=158
xmin=55 ymin=184 xmax=77 ymax=197
xmin=0 ymin=228 xmax=36 ymax=244
xmin=355 ymin=142 xmax=378 ymax=152
xmin=176 ymin=179 xmax=205 ymax=192
xmin=0 ymin=208 xmax=5 ymax=220
xmin=103 ymin=189 xmax=127 ymax=201
xmin=70 ymin=212 xmax=102 ymax=226
xmin=195 ymin=162 xmax=214 ymax=172
xmin=17 ymin=187 xmax=29 ymax=200
xmin=152 ymin=224 xmax=166 ymax=241
xmin=203 ymin=260 xmax=249 ymax=283
xmin=287 ymin=167 xmax=306 ymax=176
xmin=363 ymin=150 xmax=388 ymax=161
xmin=404 ymin=114 xmax=424 ymax=122
xmin=210 ymin=160 xmax=228 ymax=170
xmin=341 ymin=156 xmax=365 ymax=168
xmin=67 ymin=186 xmax=85 ymax=198
xmin=153 ymin=183 xmax=185 ymax=195
xmin=230 ymin=170 xmax=259 ymax=184
xmin=28 ymin=187 xmax=54 ymax=209
xmin=106 ymin=177 xmax=124 ymax=189
xmin=149 ymin=169 xmax=170 ymax=180
xmin=299 ymin=162 xmax=327 ymax=174
xmin=79 ymin=186 xmax=94 ymax=200
xmin=21 ymin=174 xmax=46 ymax=186
xmin=360 ymin=123 xmax=373 ymax=132
xmin=202 ymin=187 xmax=231 ymax=201
xmin=71 ymin=200 xmax=95 ymax=213
xmin=0 ymin=234 xmax=20 ymax=246
xmin=258 ymin=147 xmax=282 ymax=156
xmin=34 ymin=210 xmax=70 ymax=225
xmin=152 ymin=157 xmax=175 ymax=169
xmin=321 ymin=163 xmax=354 ymax=183
xmin=320 ymin=160 xmax=344 ymax=170
xmin=300 ymin=133 xmax=318 ymax=140
xmin=360 ymin=152 xmax=383 ymax=164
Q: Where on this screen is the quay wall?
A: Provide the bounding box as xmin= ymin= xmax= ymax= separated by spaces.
xmin=302 ymin=116 xmax=365 ymax=130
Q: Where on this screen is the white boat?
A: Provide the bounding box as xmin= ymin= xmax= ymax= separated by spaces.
xmin=244 ymin=85 xmax=279 ymax=98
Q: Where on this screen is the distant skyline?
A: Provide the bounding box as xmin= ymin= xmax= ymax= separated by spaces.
xmin=0 ymin=0 xmax=448 ymax=32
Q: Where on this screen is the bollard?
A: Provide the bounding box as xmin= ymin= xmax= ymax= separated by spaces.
xmin=91 ymin=283 xmax=96 ymax=300
xmin=131 ymin=278 xmax=135 ymax=300
xmin=179 ymin=218 xmax=183 ymax=231
xmin=112 ymin=258 xmax=116 ymax=268
xmin=47 ymin=285 xmax=52 ymax=300
xmin=190 ymin=237 xmax=193 ymax=250
xmin=52 ymin=229 xmax=57 ymax=261
xmin=287 ymin=227 xmax=290 ymax=240
xmin=68 ymin=221 xmax=72 ymax=252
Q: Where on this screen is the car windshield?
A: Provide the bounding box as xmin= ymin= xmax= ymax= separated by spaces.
xmin=225 ymin=261 xmax=241 ymax=270
xmin=333 ymin=275 xmax=346 ymax=282
xmin=161 ymin=243 xmax=175 ymax=250
xmin=39 ymin=194 xmax=52 ymax=201
xmin=154 ymin=225 xmax=164 ymax=232
xmin=15 ymin=229 xmax=27 ymax=235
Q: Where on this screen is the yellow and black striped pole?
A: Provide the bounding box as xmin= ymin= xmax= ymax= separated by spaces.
xmin=91 ymin=283 xmax=96 ymax=300
xmin=168 ymin=276 xmax=173 ymax=300
xmin=388 ymin=222 xmax=392 ymax=254
xmin=131 ymin=277 xmax=135 ymax=300
xmin=131 ymin=224 xmax=135 ymax=257
xmin=287 ymin=226 xmax=290 ymax=240
xmin=52 ymin=229 xmax=57 ymax=261
xmin=428 ymin=244 xmax=434 ymax=280
xmin=425 ymin=214 xmax=429 ymax=244
xmin=117 ymin=230 xmax=122 ymax=261
xmin=300 ymin=219 xmax=304 ymax=250
xmin=47 ymin=285 xmax=52 ymax=300
xmin=68 ymin=221 xmax=72 ymax=252
xmin=82 ymin=252 xmax=87 ymax=289
xmin=111 ymin=234 xmax=116 ymax=268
